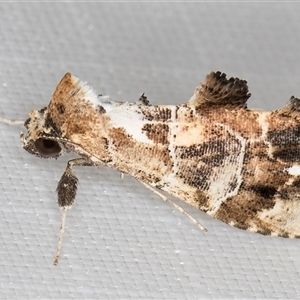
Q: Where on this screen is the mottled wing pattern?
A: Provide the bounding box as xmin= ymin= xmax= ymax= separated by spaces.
xmin=184 ymin=72 xmax=300 ymax=238
xmin=21 ymin=71 xmax=300 ymax=241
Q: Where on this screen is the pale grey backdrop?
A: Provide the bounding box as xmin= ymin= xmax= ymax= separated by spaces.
xmin=0 ymin=2 xmax=300 ymax=299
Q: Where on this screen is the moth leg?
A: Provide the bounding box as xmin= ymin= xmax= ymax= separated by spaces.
xmin=0 ymin=116 xmax=24 ymax=125
xmin=138 ymin=180 xmax=208 ymax=233
xmin=54 ymin=158 xmax=96 ymax=265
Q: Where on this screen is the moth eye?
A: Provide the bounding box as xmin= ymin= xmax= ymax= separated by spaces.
xmin=34 ymin=138 xmax=62 ymax=157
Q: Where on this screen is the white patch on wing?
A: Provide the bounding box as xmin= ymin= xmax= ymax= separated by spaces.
xmin=257 ymin=112 xmax=272 ymax=156
xmin=108 ymin=105 xmax=153 ymax=144
xmin=73 ymin=76 xmax=100 ymax=106
xmin=257 ymin=112 xmax=269 ymax=139
xmin=72 ymin=73 xmax=153 ymax=144
xmin=247 ymin=222 xmax=258 ymax=233
xmin=97 ymin=95 xmax=116 ymax=107
xmin=73 ymin=74 xmax=117 ymax=110
xmin=287 ymin=165 xmax=300 ymax=176
xmin=208 ymin=123 xmax=246 ymax=215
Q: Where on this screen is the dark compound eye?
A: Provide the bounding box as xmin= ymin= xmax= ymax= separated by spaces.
xmin=34 ymin=138 xmax=62 ymax=157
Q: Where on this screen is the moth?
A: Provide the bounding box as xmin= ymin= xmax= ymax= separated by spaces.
xmin=20 ymin=71 xmax=300 ymax=264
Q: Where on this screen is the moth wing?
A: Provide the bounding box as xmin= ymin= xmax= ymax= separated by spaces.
xmin=50 ymin=72 xmax=99 ymax=108
xmin=188 ymin=71 xmax=251 ymax=108
xmin=275 ymin=96 xmax=300 ymax=116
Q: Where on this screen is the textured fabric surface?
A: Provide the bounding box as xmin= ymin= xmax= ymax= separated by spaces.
xmin=0 ymin=3 xmax=300 ymax=299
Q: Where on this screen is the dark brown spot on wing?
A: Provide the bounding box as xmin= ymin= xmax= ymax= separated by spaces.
xmin=292 ymin=178 xmax=300 ymax=187
xmin=141 ymin=106 xmax=172 ymax=122
xmin=268 ymin=127 xmax=300 ymax=146
xmin=137 ymin=93 xmax=150 ymax=106
xmin=142 ymin=123 xmax=169 ymax=145
xmin=44 ymin=114 xmax=62 ymax=137
xmin=249 ymin=184 xmax=277 ymax=199
xmin=267 ymin=113 xmax=300 ymax=162
xmin=214 ymin=189 xmax=276 ymax=232
xmin=195 ymin=190 xmax=210 ymax=210
xmin=272 ymin=147 xmax=300 ymax=162
xmin=96 ymin=105 xmax=106 ymax=114
xmin=175 ymin=133 xmax=242 ymax=190
xmin=57 ymin=103 xmax=65 ymax=114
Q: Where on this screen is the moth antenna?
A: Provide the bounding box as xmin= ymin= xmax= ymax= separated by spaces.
xmin=53 ymin=207 xmax=68 ymax=265
xmin=139 ymin=181 xmax=208 ymax=233
xmin=0 ymin=116 xmax=24 ymax=125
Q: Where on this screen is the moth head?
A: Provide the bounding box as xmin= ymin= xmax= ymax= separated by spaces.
xmin=20 ymin=107 xmax=64 ymax=159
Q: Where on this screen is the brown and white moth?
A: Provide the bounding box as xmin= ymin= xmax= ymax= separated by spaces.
xmin=20 ymin=71 xmax=300 ymax=264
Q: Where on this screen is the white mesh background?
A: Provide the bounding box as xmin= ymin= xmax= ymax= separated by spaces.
xmin=0 ymin=2 xmax=300 ymax=299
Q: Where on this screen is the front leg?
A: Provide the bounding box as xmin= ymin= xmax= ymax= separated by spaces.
xmin=56 ymin=158 xmax=96 ymax=208
xmin=54 ymin=157 xmax=100 ymax=265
